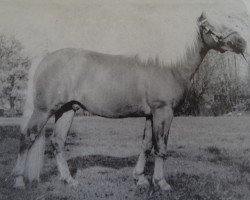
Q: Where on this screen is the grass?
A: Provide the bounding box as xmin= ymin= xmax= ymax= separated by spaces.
xmin=238 ymin=160 xmax=250 ymax=174
xmin=205 ymin=146 xmax=222 ymax=155
xmin=0 ymin=116 xmax=250 ymax=199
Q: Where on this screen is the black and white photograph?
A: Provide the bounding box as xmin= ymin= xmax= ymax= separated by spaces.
xmin=1 ymin=0 xmax=250 ymax=199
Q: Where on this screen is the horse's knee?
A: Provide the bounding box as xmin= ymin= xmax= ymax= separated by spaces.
xmin=19 ymin=132 xmax=36 ymax=153
xmin=142 ymin=117 xmax=153 ymax=154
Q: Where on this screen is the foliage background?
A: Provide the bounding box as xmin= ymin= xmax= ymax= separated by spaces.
xmin=176 ymin=51 xmax=250 ymax=116
xmin=0 ymin=35 xmax=30 ymax=116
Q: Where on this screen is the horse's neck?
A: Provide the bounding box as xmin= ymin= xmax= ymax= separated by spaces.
xmin=171 ymin=32 xmax=208 ymax=86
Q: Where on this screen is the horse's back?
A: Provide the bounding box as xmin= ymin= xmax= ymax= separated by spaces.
xmin=34 ymin=48 xmax=133 ymax=81
xmin=34 ymin=48 xmax=90 ymax=80
xmin=32 ymin=48 xmax=149 ymax=115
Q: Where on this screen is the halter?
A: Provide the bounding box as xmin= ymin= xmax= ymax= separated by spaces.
xmin=199 ymin=18 xmax=247 ymax=62
xmin=188 ymin=18 xmax=248 ymax=86
xmin=199 ymin=18 xmax=237 ymax=45
xmin=189 ymin=19 xmax=238 ymax=82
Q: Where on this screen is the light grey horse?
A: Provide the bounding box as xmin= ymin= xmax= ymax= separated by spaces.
xmin=13 ymin=12 xmax=247 ymax=191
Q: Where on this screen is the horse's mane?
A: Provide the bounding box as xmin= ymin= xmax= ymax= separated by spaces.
xmin=123 ymin=30 xmax=200 ymax=69
xmin=123 ymin=12 xmax=237 ymax=69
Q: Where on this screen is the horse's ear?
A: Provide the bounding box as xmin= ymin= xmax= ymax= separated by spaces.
xmin=197 ymin=11 xmax=207 ymax=26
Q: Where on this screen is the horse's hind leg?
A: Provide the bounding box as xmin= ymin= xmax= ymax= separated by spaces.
xmin=13 ymin=109 xmax=50 ymax=188
xmin=51 ymin=107 xmax=78 ymax=186
xmin=152 ymin=106 xmax=173 ymax=191
xmin=133 ymin=116 xmax=153 ymax=185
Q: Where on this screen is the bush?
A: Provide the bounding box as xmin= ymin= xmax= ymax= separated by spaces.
xmin=0 ymin=34 xmax=31 ymax=116
xmin=176 ymin=51 xmax=250 ymax=116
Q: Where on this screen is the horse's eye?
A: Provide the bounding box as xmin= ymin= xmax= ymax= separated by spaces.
xmin=218 ymin=35 xmax=223 ymax=40
xmin=238 ymin=38 xmax=243 ymax=43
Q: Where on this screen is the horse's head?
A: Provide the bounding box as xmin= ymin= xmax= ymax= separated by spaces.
xmin=197 ymin=12 xmax=247 ymax=58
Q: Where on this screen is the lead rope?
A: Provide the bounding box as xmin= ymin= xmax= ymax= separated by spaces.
xmin=186 ymin=20 xmax=221 ymax=102
xmin=186 ymin=30 xmax=206 ymax=102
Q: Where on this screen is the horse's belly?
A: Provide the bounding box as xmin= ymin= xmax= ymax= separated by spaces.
xmin=80 ymin=89 xmax=151 ymax=118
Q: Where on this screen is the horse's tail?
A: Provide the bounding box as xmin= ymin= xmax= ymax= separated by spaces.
xmin=24 ymin=130 xmax=45 ymax=182
xmin=20 ymin=55 xmax=46 ymax=182
xmin=22 ymin=55 xmax=44 ymax=132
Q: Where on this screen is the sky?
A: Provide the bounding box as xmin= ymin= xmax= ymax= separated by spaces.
xmin=0 ymin=0 xmax=249 ymax=65
xmin=243 ymin=0 xmax=250 ymax=11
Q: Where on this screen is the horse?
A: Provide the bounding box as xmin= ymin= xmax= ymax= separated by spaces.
xmin=12 ymin=12 xmax=247 ymax=191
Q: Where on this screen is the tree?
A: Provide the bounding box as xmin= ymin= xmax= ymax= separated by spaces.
xmin=0 ymin=35 xmax=31 ymax=115
xmin=177 ymin=50 xmax=249 ymax=116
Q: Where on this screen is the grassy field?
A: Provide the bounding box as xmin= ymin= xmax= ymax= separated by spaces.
xmin=0 ymin=116 xmax=250 ymax=200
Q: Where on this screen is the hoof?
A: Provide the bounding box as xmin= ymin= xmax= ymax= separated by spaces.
xmin=137 ymin=175 xmax=150 ymax=186
xmin=60 ymin=176 xmax=79 ymax=187
xmin=133 ymin=169 xmax=149 ymax=186
xmin=13 ymin=176 xmax=25 ymax=189
xmin=132 ymin=168 xmax=140 ymax=180
xmin=153 ymin=178 xmax=171 ymax=191
xmin=69 ymin=179 xmax=79 ymax=187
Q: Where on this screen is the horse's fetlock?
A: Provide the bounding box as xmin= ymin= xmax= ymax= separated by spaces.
xmin=145 ymin=149 xmax=152 ymax=156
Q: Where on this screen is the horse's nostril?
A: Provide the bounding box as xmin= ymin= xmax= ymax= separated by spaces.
xmin=236 ymin=38 xmax=246 ymax=51
xmin=227 ymin=41 xmax=233 ymax=46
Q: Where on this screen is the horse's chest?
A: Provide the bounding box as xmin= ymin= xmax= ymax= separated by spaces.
xmin=147 ymin=78 xmax=185 ymax=109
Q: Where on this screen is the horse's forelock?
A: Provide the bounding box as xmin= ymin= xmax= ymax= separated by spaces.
xmin=205 ymin=12 xmax=237 ymax=33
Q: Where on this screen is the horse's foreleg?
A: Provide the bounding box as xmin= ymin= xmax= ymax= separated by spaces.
xmin=133 ymin=117 xmax=153 ymax=186
xmin=51 ymin=109 xmax=78 ymax=186
xmin=13 ymin=110 xmax=49 ymax=189
xmin=152 ymin=106 xmax=173 ymax=191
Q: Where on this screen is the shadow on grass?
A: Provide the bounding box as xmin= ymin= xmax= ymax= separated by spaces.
xmin=68 ymin=154 xmax=138 ymax=173
xmin=41 ymin=154 xmax=141 ymax=182
xmin=67 ymin=154 xmax=156 ymax=179
xmin=41 ymin=150 xmax=184 ymax=182
xmin=204 ymin=146 xmax=234 ymax=165
xmin=205 ymin=146 xmax=222 ymax=155
xmin=202 ymin=146 xmax=250 ymax=175
xmin=67 ymin=150 xmax=184 ymax=172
